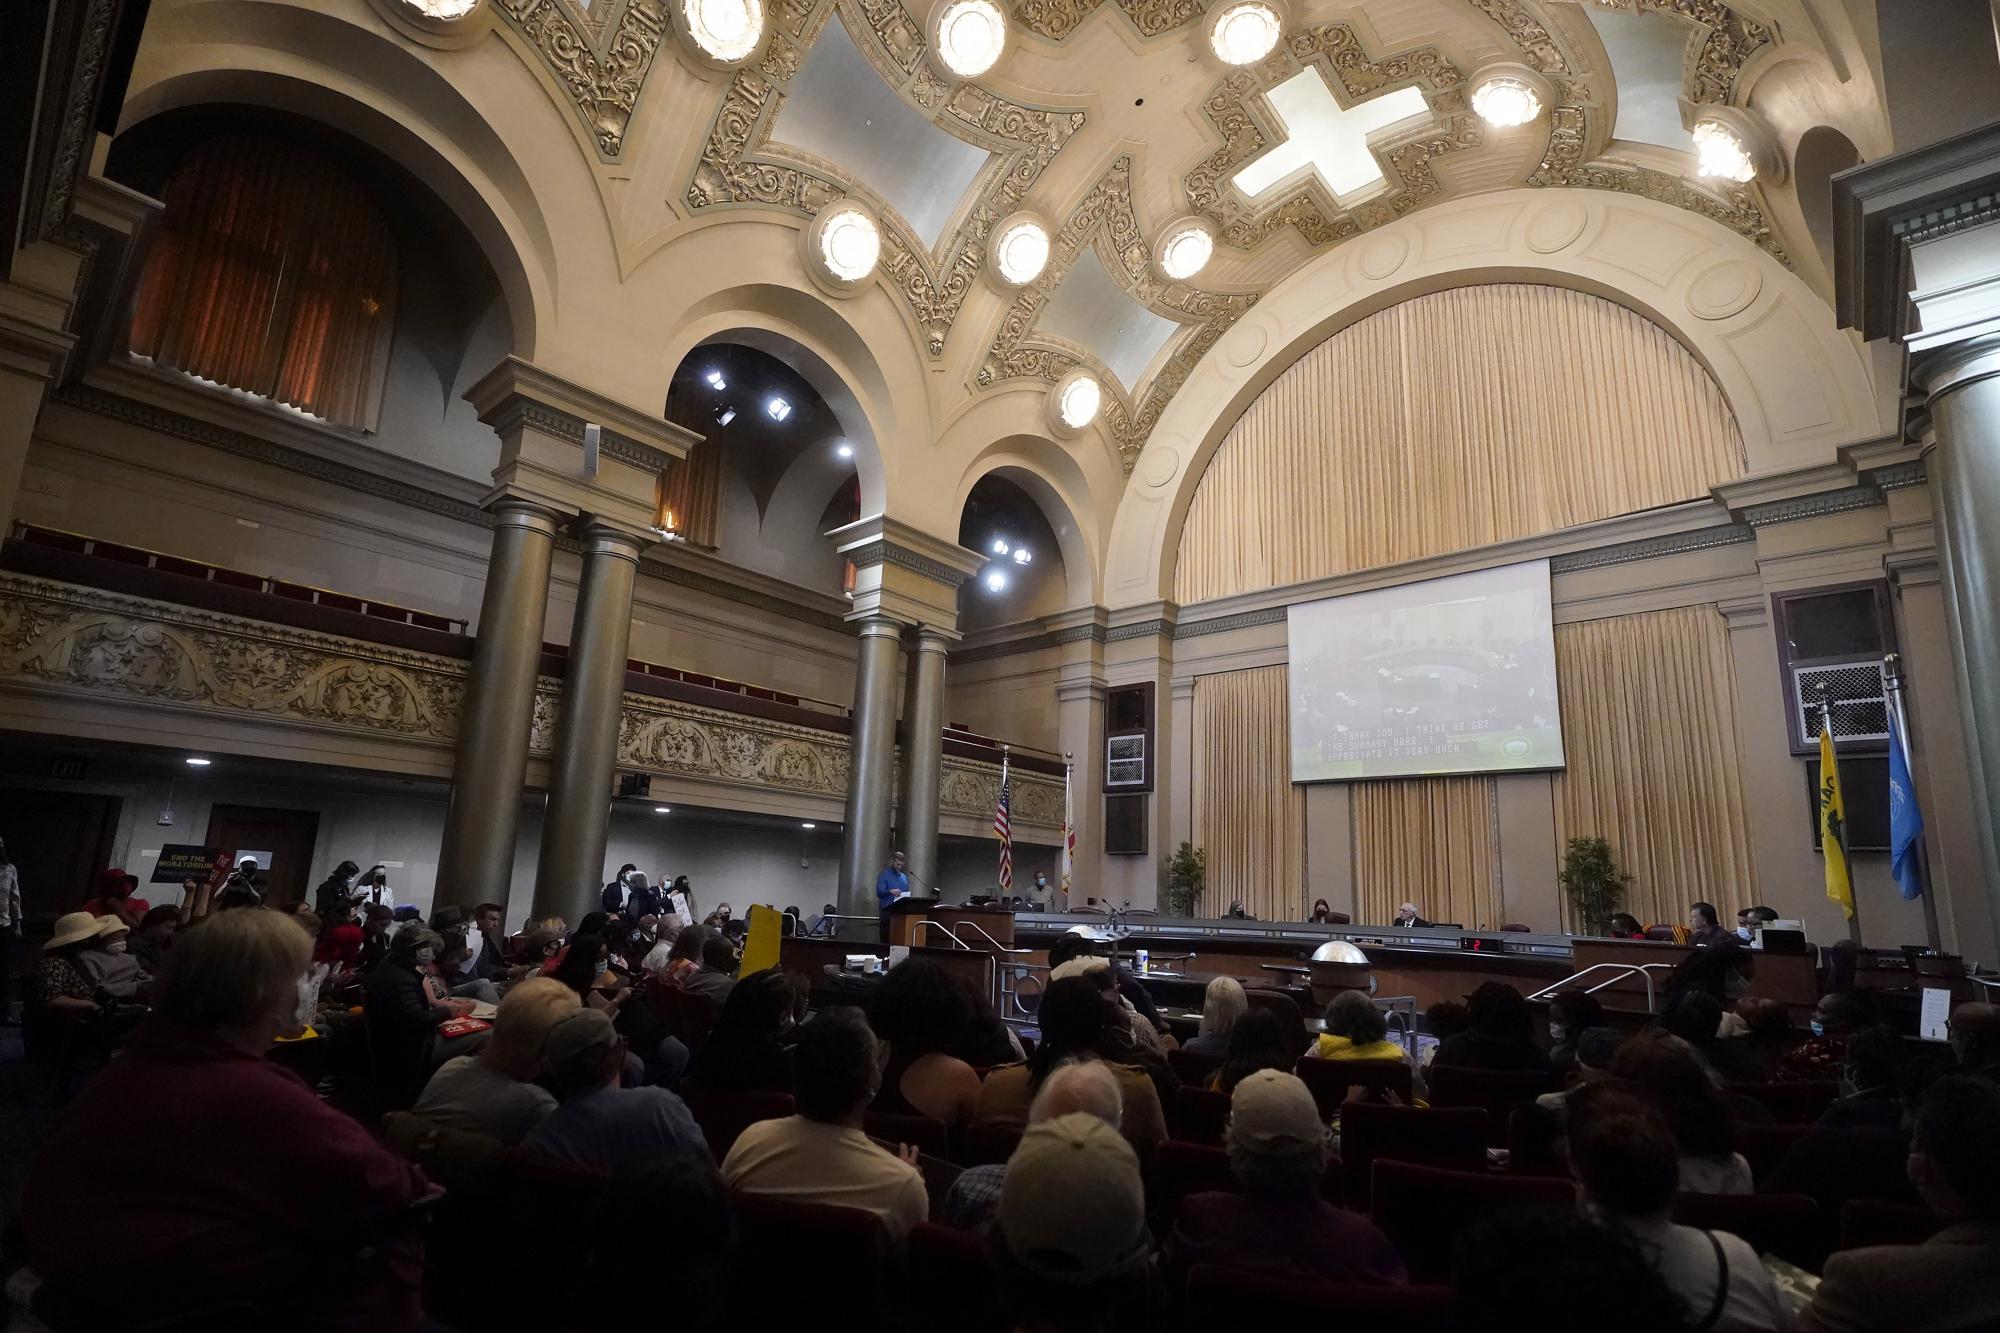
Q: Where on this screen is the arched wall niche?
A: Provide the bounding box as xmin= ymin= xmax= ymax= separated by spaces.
xmin=951 ymin=441 xmax=1100 ymax=614
xmin=1794 ymin=125 xmax=1862 ymax=277
xmin=1101 ymin=187 xmax=1889 ymax=611
xmin=120 ymin=3 xmax=560 ymax=358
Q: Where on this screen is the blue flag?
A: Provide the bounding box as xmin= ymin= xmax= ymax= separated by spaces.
xmin=1887 ymin=704 xmax=1926 ymax=901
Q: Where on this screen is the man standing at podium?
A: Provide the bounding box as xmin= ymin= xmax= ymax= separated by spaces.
xmin=875 ymin=851 xmax=910 ymax=941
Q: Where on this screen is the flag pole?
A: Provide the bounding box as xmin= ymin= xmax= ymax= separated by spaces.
xmin=1059 ymin=751 xmax=1074 ymax=914
xmin=1883 ymin=654 xmax=1943 ymax=951
xmin=1819 ymin=693 xmax=1863 ymax=946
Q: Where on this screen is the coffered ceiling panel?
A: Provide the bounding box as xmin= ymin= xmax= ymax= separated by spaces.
xmin=1032 ymin=247 xmax=1182 ymax=393
xmin=1584 ymin=4 xmax=1697 ymax=151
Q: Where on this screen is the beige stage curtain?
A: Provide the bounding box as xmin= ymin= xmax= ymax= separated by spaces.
xmin=1352 ymin=777 xmax=1501 ymax=929
xmin=129 ymin=136 xmax=397 ymax=430
xmin=1175 ymin=285 xmax=1745 ymax=603
xmin=1191 ymin=666 xmax=1304 ymax=920
xmin=1552 ymin=606 xmax=1755 ymax=930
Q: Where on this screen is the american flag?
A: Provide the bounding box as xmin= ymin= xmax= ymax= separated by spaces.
xmin=1058 ymin=757 xmax=1074 ymax=906
xmin=994 ymin=752 xmax=1013 ymax=891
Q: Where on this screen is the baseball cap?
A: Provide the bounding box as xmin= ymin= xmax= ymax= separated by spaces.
xmin=542 ymin=1008 xmax=619 ymax=1081
xmin=1226 ymin=1069 xmax=1326 ymax=1153
xmin=996 ymin=1113 xmax=1147 ymax=1284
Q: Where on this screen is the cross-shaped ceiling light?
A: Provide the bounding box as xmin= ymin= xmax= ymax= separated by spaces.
xmin=1232 ymin=69 xmax=1433 ymax=203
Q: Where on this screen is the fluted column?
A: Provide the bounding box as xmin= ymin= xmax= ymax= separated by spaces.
xmin=897 ymin=627 xmax=951 ymax=892
xmin=1920 ymin=336 xmax=2000 ymax=895
xmin=436 ymin=500 xmax=559 ymax=913
xmin=533 ymin=521 xmax=645 ymax=922
xmin=840 ymin=616 xmax=906 ymax=922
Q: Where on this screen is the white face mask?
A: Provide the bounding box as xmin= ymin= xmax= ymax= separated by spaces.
xmin=1737 ymin=926 xmax=1755 ymax=941
xmin=1548 ymin=1023 xmax=1569 ymax=1044
xmin=414 ymin=947 xmax=436 ymax=965
xmin=103 ymin=939 xmax=128 ymax=954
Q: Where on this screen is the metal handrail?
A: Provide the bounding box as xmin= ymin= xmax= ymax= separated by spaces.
xmin=1526 ymin=962 xmax=1676 ymax=1011
xmin=806 ymin=912 xmax=879 ymax=939
xmin=944 ymin=921 xmax=1033 ymax=956
xmin=917 ymin=920 xmax=972 ymax=950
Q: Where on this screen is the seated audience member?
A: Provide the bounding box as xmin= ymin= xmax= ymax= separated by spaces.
xmin=1765 ymin=1054 xmax=1947 ymax=1215
xmin=1606 ymin=912 xmax=1648 ymax=941
xmin=1817 ymin=1026 xmax=1909 ymax=1130
xmin=127 ymin=904 xmax=180 ymax=977
xmin=704 ymin=902 xmax=735 ymax=931
xmin=1566 ymin=1080 xmax=1791 ymax=1330
xmin=1422 ymin=999 xmax=1471 ymax=1072
xmin=1535 ymin=1027 xmax=1625 ymax=1114
xmin=684 ymin=933 xmax=740 ymax=1006
xmin=412 ymin=976 xmax=578 ymax=1144
xmin=594 ymin=965 xmax=690 ymax=1087
xmin=1312 ymin=988 xmax=1407 ymax=1063
xmin=989 ymin=1114 xmax=1153 ymax=1333
xmin=942 ymin=1062 xmax=1122 ymax=1229
xmin=1213 ymin=1007 xmax=1296 ymax=1096
xmin=957 ymin=988 xmax=1029 ymax=1068
xmin=656 ymin=922 xmax=709 ymax=988
xmin=1687 ymin=901 xmax=1734 ymax=949
xmin=1736 ymin=905 xmax=1780 ymax=942
xmin=1452 ymin=1210 xmax=1691 ymax=1333
xmin=721 ymin=1008 xmax=928 ymax=1237
xmin=1434 ymin=982 xmax=1552 ymax=1073
xmin=1724 ymin=997 xmax=1798 ymax=1083
xmin=520 ymin=925 xmax=564 ymax=974
xmin=1052 ymin=954 xmax=1167 ymax=1060
xmin=82 ymin=868 xmax=150 ymax=928
xmin=552 ymin=930 xmax=614 ymax=998
xmin=1167 ymin=1069 xmax=1405 ymax=1286
xmin=34 ymin=912 xmax=116 ymax=1018
xmin=76 ymin=915 xmax=149 ymax=999
xmin=1547 ymin=988 xmax=1607 ymax=1075
xmin=522 ymin=1008 xmax=706 ymax=1173
xmin=1778 ymin=991 xmax=1877 ymax=1084
xmin=1949 ymin=1002 xmax=2000 ymax=1077
xmin=686 ymin=968 xmax=799 ymax=1094
xmin=1181 ymin=975 xmax=1247 ymax=1062
xmin=1661 ymin=991 xmax=1739 ymax=1076
xmin=314 ymin=897 xmax=365 ymax=971
xmin=363 ymin=928 xmax=482 ymax=1077
xmin=1801 ymin=1075 xmax=2000 ymax=1333
xmin=1610 ymin=1035 xmax=1752 ymax=1195
xmin=1309 ymin=898 xmax=1336 ymax=924
xmin=1394 ymin=902 xmax=1431 ymax=928
xmin=867 ymin=957 xmax=984 ymax=1128
xmin=24 ymin=909 xmax=430 ymax=1330
xmin=453 ymin=901 xmax=509 ymax=985
xmin=974 ymin=977 xmax=1168 ymax=1153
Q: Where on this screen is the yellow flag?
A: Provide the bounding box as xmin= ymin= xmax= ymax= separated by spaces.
xmin=1818 ymin=728 xmax=1855 ymax=920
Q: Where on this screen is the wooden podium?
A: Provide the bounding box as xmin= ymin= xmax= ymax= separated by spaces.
xmin=885 ymin=896 xmax=934 ymax=948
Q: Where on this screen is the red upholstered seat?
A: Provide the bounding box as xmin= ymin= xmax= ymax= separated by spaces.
xmin=1426 ymin=1065 xmax=1553 ymax=1145
xmin=1295 ymin=1057 xmax=1413 ymax=1120
xmin=647 ymin=973 xmax=717 ymax=1046
xmin=908 ymin=1222 xmax=1001 ymax=1333
xmin=731 ymin=1194 xmax=898 ymax=1326
xmin=1185 ymin=1264 xmax=1460 ymax=1331
xmin=1339 ymin=1103 xmax=1488 ymax=1209
xmin=1837 ymin=1198 xmax=1944 ymax=1252
xmin=679 ymin=1086 xmax=795 ymax=1159
xmin=1370 ymin=1160 xmax=1573 ymax=1282
xmin=1243 ymin=988 xmax=1310 ymax=1056
xmin=1735 ymin=1120 xmax=1817 ymax=1186
xmin=1673 ymin=1191 xmax=1825 ymax=1271
xmin=1727 ymin=1081 xmax=1840 ymax=1125
xmin=1174 ymin=1085 xmax=1232 ymax=1146
xmin=1167 ymin=1046 xmax=1223 ymax=1088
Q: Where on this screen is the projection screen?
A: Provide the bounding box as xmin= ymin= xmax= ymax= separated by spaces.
xmin=1288 ymin=559 xmax=1566 ymax=782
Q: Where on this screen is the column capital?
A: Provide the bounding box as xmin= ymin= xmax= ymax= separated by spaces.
xmin=485 ymin=496 xmax=564 ymax=534
xmin=467 ymin=356 xmax=700 ymax=539
xmin=1915 ymin=334 xmax=2000 ymax=402
xmin=574 ymin=517 xmax=648 ymax=563
xmin=826 ymin=514 xmax=984 ymax=628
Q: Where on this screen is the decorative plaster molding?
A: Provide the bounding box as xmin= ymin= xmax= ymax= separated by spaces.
xmin=34 ymin=0 xmax=121 ymax=237
xmin=1011 ymin=0 xmax=1201 ymax=41
xmin=978 ymin=156 xmax=1257 ymax=471
xmin=843 ymin=540 xmax=981 ymax=589
xmin=492 ymin=0 xmax=669 ymax=158
xmin=1548 ymin=522 xmax=1756 ymax=572
xmin=1104 ymin=618 xmax=1173 ymax=642
xmin=1172 ymin=606 xmax=1286 ymax=639
xmin=684 ymin=0 xmax=1084 ymax=359
xmin=465 ymin=355 xmax=698 ymax=465
xmin=1870 ymin=460 xmax=1928 ymax=491
xmin=940 ymin=754 xmax=1064 ymax=829
xmin=1741 ymin=484 xmax=1884 ymax=527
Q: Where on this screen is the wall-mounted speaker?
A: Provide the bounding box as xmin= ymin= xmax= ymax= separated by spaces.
xmin=1104 ymin=793 xmax=1147 ymax=856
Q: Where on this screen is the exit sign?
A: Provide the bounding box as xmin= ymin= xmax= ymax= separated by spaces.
xmin=50 ymin=756 xmax=87 ymax=780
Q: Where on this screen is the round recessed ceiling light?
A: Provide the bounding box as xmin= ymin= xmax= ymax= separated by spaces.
xmin=400 ymin=0 xmax=478 ymax=16
xmin=991 ymin=216 xmax=1051 ymax=286
xmin=1470 ymin=74 xmax=1542 ymax=128
xmin=680 ymin=0 xmax=763 ymax=61
xmin=1692 ymin=118 xmax=1757 ymax=182
xmin=1208 ymin=1 xmax=1281 ymax=65
xmin=935 ymin=0 xmax=1006 ymax=77
xmin=1057 ymin=373 xmax=1101 ymax=430
xmin=807 ymin=202 xmax=881 ymax=290
xmin=1156 ymin=220 xmax=1214 ymax=281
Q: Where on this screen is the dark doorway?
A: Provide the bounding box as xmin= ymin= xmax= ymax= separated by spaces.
xmin=204 ymin=805 xmax=321 ymax=909
xmin=0 ymin=789 xmax=122 ymax=925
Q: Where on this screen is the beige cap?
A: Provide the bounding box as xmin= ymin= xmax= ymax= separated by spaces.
xmin=996 ymin=1113 xmax=1147 ymax=1283
xmin=1226 ymin=1069 xmax=1327 ymax=1153
xmin=1048 ymin=954 xmax=1111 ymax=983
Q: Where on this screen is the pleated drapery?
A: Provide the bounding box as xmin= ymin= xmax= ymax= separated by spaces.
xmin=654 ymin=437 xmax=724 ymax=548
xmin=1191 ymin=666 xmax=1305 ymax=920
xmin=129 ymin=136 xmax=397 ymax=430
xmin=1175 ymin=285 xmax=1746 ymax=604
xmin=1551 ymin=606 xmax=1756 ymax=930
xmin=1352 ymin=776 xmax=1501 ymax=929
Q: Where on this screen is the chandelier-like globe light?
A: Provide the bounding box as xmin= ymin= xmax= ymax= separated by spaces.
xmin=819 ymin=206 xmax=881 ymax=282
xmin=993 ymin=218 xmax=1051 ymax=284
xmin=402 ymin=0 xmax=478 ymax=16
xmin=936 ymin=0 xmax=1006 ymax=77
xmin=1157 ymin=222 xmax=1215 ymax=280
xmin=1470 ymin=74 xmax=1541 ymax=128
xmin=681 ymin=0 xmax=764 ymax=61
xmin=1693 ymin=119 xmax=1757 ymax=182
xmin=1058 ymin=374 xmax=1102 ymax=430
xmin=1209 ymin=2 xmax=1281 ymax=65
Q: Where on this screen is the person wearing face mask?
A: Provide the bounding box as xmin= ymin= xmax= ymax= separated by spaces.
xmin=363 ymin=927 xmax=485 ymax=1093
xmin=23 ymin=910 xmax=431 ymax=1330
xmin=1735 ymin=905 xmax=1778 ymax=944
xmin=1815 ymin=1025 xmax=1910 ymax=1130
xmin=76 ymin=915 xmax=152 ymax=1000
xmin=1777 ymin=991 xmax=1877 ymax=1084
xmin=312 ymin=860 xmax=364 ymax=918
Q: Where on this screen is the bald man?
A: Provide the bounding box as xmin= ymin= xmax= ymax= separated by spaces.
xmin=940 ymin=1061 xmax=1123 ymax=1228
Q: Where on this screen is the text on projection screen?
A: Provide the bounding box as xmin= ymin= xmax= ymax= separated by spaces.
xmin=1287 ymin=559 xmax=1566 ymax=782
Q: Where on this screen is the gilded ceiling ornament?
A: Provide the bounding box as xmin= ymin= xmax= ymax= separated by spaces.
xmin=977 ymin=156 xmax=1257 ymax=471
xmin=1009 ymin=0 xmax=1202 ymax=42
xmin=494 ymin=0 xmax=668 ymax=158
xmin=685 ymin=0 xmax=1083 ymax=356
xmin=1179 ymin=23 xmax=1482 ymax=254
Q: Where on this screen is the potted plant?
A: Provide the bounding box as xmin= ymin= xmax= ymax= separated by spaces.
xmin=1559 ymin=835 xmax=1631 ymax=936
xmin=1164 ymin=841 xmax=1207 ymax=918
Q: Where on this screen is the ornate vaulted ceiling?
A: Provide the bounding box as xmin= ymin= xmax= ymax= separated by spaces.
xmin=489 ymin=0 xmax=1810 ymax=472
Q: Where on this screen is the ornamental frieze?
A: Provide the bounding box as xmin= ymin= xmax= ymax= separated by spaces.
xmin=940 ymin=756 xmax=1065 ymax=828
xmin=493 ymin=0 xmax=669 ymax=158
